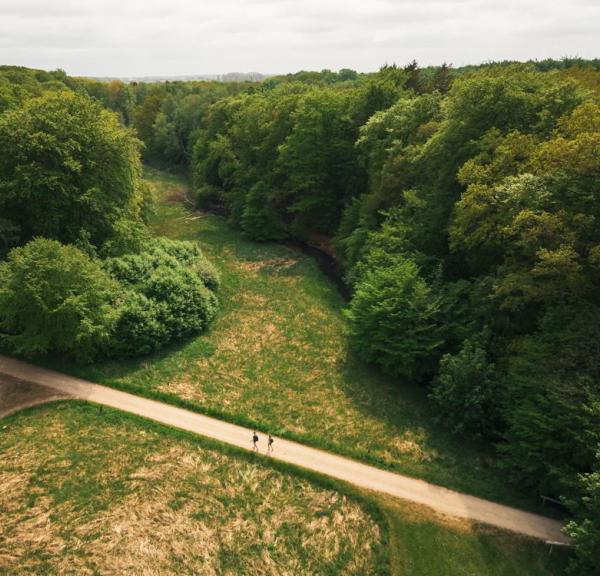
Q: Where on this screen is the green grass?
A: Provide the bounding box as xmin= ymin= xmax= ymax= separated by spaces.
xmin=383 ymin=498 xmax=568 ymax=576
xmin=0 ymin=402 xmax=569 ymax=576
xmin=46 ymin=168 xmax=548 ymax=512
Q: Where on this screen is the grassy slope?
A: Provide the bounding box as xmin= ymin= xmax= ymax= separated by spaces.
xmin=0 ymin=403 xmax=568 ymax=576
xmin=52 ymin=169 xmax=544 ymax=511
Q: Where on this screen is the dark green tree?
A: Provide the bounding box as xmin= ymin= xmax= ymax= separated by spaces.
xmin=0 ymin=91 xmax=144 ymax=249
xmin=0 ymin=238 xmax=120 ymax=359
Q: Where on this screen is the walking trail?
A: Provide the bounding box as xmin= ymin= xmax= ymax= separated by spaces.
xmin=0 ymin=354 xmax=569 ymax=544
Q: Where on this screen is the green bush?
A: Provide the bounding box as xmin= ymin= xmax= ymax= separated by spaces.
xmin=146 ymin=267 xmax=218 ymax=339
xmin=429 ymin=338 xmax=499 ymax=437
xmin=105 ymin=238 xmax=221 ymax=291
xmin=111 ymin=291 xmax=168 ymax=356
xmin=104 ymin=238 xmax=220 ymax=356
xmin=151 ymin=237 xmax=221 ymax=290
xmin=0 ymin=238 xmax=120 ymax=359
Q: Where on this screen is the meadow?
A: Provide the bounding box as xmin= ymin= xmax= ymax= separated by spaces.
xmin=53 ymin=169 xmax=547 ymax=512
xmin=0 ymin=401 xmax=567 ymax=576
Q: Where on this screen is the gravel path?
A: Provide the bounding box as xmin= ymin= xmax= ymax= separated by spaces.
xmin=0 ymin=354 xmax=569 ymax=544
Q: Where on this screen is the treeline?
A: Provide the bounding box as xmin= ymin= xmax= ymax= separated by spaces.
xmin=130 ymin=60 xmax=600 ymax=574
xmin=0 ymin=68 xmax=220 ymax=360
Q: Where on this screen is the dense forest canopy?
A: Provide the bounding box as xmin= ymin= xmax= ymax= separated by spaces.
xmin=0 ymin=59 xmax=599 ymax=573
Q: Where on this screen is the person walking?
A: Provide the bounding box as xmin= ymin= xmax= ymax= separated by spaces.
xmin=252 ymin=430 xmax=259 ymax=452
xmin=267 ymin=434 xmax=274 ymax=454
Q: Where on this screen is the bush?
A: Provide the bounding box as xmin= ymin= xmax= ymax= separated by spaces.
xmin=151 ymin=237 xmax=221 ymax=290
xmin=104 ymin=238 xmax=220 ymax=356
xmin=146 ymin=267 xmax=218 ymax=338
xmin=0 ymin=238 xmax=120 ymax=359
xmin=111 ymin=291 xmax=168 ymax=356
xmin=429 ymin=338 xmax=499 ymax=437
xmin=105 ymin=238 xmax=221 ymax=291
xmin=345 ymin=258 xmax=444 ymax=380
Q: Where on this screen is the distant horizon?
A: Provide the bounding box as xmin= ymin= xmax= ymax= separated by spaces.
xmin=2 ymin=0 xmax=598 ymax=78
xmin=3 ymin=55 xmax=599 ymax=83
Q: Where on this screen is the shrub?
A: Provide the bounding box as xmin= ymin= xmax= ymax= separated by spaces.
xmin=146 ymin=267 xmax=218 ymax=339
xmin=429 ymin=338 xmax=499 ymax=437
xmin=103 ymin=237 xmax=220 ymax=356
xmin=0 ymin=238 xmax=120 ymax=359
xmin=105 ymin=238 xmax=221 ymax=291
xmin=110 ymin=291 xmax=168 ymax=356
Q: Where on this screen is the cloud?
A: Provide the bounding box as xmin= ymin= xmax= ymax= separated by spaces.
xmin=0 ymin=0 xmax=597 ymax=76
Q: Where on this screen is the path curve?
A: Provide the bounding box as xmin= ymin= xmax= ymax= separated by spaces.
xmin=0 ymin=354 xmax=569 ymax=544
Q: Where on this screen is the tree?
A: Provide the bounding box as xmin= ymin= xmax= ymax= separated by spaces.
xmin=133 ymin=88 xmax=165 ymax=144
xmin=500 ymin=306 xmax=600 ymax=496
xmin=565 ymin=451 xmax=600 ymax=576
xmin=430 ymin=338 xmax=499 ymax=437
xmin=241 ymin=182 xmax=287 ymax=242
xmin=0 ymin=91 xmax=144 ymax=250
xmin=277 ymin=89 xmax=364 ymax=235
xmin=0 ymin=238 xmax=120 ymax=359
xmin=345 ymin=258 xmax=444 ymax=380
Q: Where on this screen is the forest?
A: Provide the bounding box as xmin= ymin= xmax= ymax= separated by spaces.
xmin=0 ymin=60 xmax=599 ymax=574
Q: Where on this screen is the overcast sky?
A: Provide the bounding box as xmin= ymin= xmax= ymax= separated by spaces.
xmin=1 ymin=0 xmax=598 ymax=77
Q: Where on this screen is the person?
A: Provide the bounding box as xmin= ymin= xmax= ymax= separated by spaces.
xmin=267 ymin=434 xmax=274 ymax=453
xmin=252 ymin=430 xmax=259 ymax=452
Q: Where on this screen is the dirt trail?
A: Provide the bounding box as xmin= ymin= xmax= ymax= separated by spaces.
xmin=0 ymin=375 xmax=71 ymax=418
xmin=0 ymin=354 xmax=569 ymax=544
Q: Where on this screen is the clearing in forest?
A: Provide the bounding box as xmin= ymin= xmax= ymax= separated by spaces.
xmin=54 ymin=169 xmax=543 ymax=511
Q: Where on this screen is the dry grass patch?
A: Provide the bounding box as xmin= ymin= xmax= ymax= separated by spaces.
xmin=0 ymin=403 xmax=383 ymax=576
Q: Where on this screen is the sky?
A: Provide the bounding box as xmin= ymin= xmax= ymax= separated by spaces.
xmin=1 ymin=0 xmax=598 ymax=77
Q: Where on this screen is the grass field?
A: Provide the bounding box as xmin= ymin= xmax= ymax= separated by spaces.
xmin=0 ymin=402 xmax=384 ymax=575
xmin=48 ymin=168 xmax=547 ymax=512
xmin=0 ymin=402 xmax=568 ymax=576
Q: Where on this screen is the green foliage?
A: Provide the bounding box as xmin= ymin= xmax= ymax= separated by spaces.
xmin=241 ymin=182 xmax=287 ymax=241
xmin=565 ymin=451 xmax=600 ymax=576
xmin=500 ymin=306 xmax=600 ymax=497
xmin=345 ymin=258 xmax=443 ymax=380
xmin=105 ymin=238 xmax=219 ymax=356
xmin=110 ymin=291 xmax=168 ymax=356
xmin=430 ymin=338 xmax=499 ymax=437
xmin=277 ymin=89 xmax=364 ymax=234
xmin=0 ymin=238 xmax=120 ymax=359
xmin=144 ymin=266 xmax=217 ymax=338
xmin=0 ymin=91 xmax=144 ymax=249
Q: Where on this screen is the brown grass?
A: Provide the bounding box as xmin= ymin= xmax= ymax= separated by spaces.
xmin=0 ymin=404 xmax=381 ymax=575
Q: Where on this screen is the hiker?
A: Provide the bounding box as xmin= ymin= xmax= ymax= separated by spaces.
xmin=252 ymin=430 xmax=259 ymax=451
xmin=267 ymin=434 xmax=274 ymax=454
